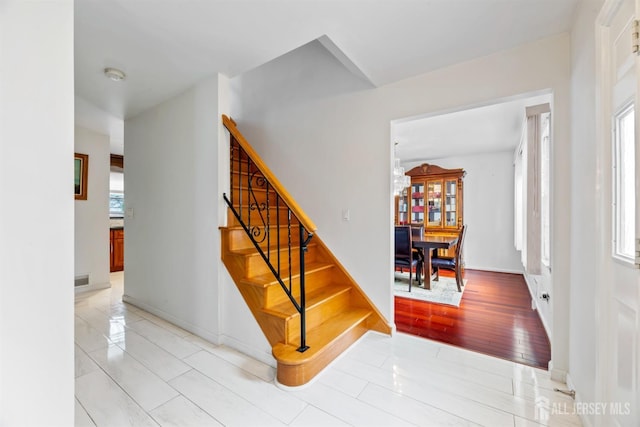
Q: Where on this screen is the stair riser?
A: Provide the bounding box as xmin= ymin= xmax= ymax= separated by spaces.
xmin=243 ymin=246 xmax=318 ymax=278
xmin=230 ymin=187 xmax=279 ymax=207
xmin=283 ymin=289 xmax=352 ymax=344
xmin=230 ymin=166 xmax=262 ymax=179
xmin=263 ymin=267 xmax=335 ymax=308
xmin=227 ymin=207 xmax=299 ymax=228
xmin=230 ymin=162 xmax=262 ymax=177
xmin=225 ymin=226 xmax=302 ymax=252
xmin=230 ymin=145 xmax=253 ymax=160
xmin=231 ymin=173 xmax=267 ymax=190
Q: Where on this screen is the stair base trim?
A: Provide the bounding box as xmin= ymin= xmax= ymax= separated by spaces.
xmin=274 ymin=316 xmax=370 ymax=387
xmin=273 ymin=329 xmax=378 ymax=390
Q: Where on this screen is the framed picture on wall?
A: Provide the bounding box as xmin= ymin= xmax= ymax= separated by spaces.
xmin=74 ymin=153 xmax=88 ymax=200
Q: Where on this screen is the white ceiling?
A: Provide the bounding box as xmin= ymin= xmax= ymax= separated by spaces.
xmin=73 ymin=0 xmax=580 ymax=153
xmin=392 ymin=93 xmax=552 ymax=162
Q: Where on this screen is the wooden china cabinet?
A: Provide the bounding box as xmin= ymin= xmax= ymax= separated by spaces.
xmin=403 ymin=163 xmax=465 ymax=258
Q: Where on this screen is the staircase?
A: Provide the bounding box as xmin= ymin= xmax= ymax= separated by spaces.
xmin=220 ymin=115 xmax=391 ymax=387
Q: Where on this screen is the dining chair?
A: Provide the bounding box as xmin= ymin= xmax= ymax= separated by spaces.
xmin=432 ymin=225 xmax=466 ymax=292
xmin=394 ymin=225 xmax=422 ymax=291
xmin=409 ymin=223 xmax=424 ymax=241
xmin=409 ymin=223 xmax=425 ymax=276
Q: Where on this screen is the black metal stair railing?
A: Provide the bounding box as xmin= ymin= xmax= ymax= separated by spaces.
xmin=223 ymin=135 xmax=313 ymax=353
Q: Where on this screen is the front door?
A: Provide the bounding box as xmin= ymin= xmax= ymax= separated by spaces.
xmin=598 ymin=0 xmax=640 ymax=425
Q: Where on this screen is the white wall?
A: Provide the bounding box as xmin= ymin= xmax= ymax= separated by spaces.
xmin=0 ymin=1 xmax=74 ymax=425
xmin=567 ymin=2 xmax=602 ymax=422
xmin=406 ymin=150 xmax=523 ymax=273
xmin=124 ymin=74 xmax=232 ymax=347
xmin=75 ymin=126 xmax=111 ymax=291
xmin=230 ymin=34 xmax=572 ymax=375
xmin=217 ymin=78 xmax=275 ymax=362
xmin=568 ymin=3 xmax=640 ymax=426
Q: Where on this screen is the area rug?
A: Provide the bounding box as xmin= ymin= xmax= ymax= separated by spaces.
xmin=394 ymin=272 xmax=467 ymax=307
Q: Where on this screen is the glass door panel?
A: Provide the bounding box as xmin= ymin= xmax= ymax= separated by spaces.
xmin=444 ymin=179 xmax=457 ymax=227
xmin=410 ymin=182 xmax=424 ymax=224
xmin=397 ymin=188 xmax=409 ymax=224
xmin=427 ymin=180 xmax=442 ymax=227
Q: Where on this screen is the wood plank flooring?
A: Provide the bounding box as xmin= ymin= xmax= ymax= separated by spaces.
xmin=394 ymin=269 xmax=551 ymax=369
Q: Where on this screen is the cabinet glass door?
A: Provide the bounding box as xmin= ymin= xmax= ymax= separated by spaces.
xmin=410 ymin=182 xmax=424 ymax=224
xmin=397 ymin=188 xmax=409 ymax=224
xmin=427 ymin=180 xmax=442 ymax=227
xmin=444 ymin=179 xmax=457 ymax=227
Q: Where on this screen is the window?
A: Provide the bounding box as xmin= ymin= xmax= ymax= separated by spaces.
xmin=110 ymin=193 xmax=125 ymax=218
xmin=513 ymin=103 xmax=550 ymax=274
xmin=540 ymin=112 xmax=551 ymax=267
xmin=613 ymin=103 xmax=636 ymax=262
xmin=514 ymin=126 xmax=524 ymax=253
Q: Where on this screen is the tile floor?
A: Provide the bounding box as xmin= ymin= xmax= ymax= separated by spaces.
xmin=75 ymin=272 xmax=582 ymax=426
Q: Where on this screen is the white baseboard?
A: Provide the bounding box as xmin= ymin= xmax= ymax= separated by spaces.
xmin=523 ymin=274 xmax=538 ymax=309
xmin=566 ymin=373 xmax=593 ymax=427
xmin=522 ymin=274 xmax=552 ymax=340
xmin=122 ymin=294 xmax=220 ymax=345
xmin=565 ymin=372 xmax=574 ymax=389
xmin=75 ymin=281 xmax=111 ymax=294
xmin=218 ymin=334 xmax=276 ymax=368
xmin=549 ymin=360 xmax=567 ymax=383
xmin=464 ymin=265 xmax=524 ymax=275
xmin=122 ymin=295 xmax=279 ymax=369
xmin=389 ymin=322 xmax=397 ymax=335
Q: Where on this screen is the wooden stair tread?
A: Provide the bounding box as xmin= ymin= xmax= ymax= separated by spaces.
xmin=231 ymin=185 xmax=269 ymax=192
xmin=228 ymin=167 xmax=263 ymax=174
xmin=240 ymin=261 xmax=334 ymax=287
xmin=221 ymin=224 xmax=302 ymax=232
xmin=229 ymin=205 xmax=291 ymax=210
xmin=263 ymin=283 xmax=351 ymax=319
xmin=272 ymin=308 xmax=371 ymax=364
xmin=230 ymin=242 xmax=316 ymax=256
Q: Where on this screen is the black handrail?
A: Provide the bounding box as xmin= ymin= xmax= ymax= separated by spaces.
xmin=223 ymin=136 xmax=312 ymax=352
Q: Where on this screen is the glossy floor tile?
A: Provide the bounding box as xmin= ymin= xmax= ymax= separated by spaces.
xmin=150 ymin=396 xmax=223 ymax=427
xmin=75 ymin=272 xmax=582 ymax=426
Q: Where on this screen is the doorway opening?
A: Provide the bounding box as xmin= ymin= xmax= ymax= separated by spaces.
xmin=391 ymin=92 xmax=553 ymax=369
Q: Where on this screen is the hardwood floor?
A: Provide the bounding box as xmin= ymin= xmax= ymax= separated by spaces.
xmin=394 ymin=269 xmax=551 ymax=370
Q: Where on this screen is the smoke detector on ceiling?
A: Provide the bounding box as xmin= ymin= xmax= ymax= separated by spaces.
xmin=104 ymin=67 xmax=126 ymax=82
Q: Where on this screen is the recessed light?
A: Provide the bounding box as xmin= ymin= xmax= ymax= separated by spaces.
xmin=104 ymin=67 xmax=126 ymax=82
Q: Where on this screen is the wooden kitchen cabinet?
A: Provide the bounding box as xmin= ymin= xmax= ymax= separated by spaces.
xmin=110 ymin=228 xmax=124 ymax=272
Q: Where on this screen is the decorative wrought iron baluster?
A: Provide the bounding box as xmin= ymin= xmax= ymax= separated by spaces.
xmin=266 ymin=182 xmax=270 ymax=256
xmin=287 ymin=209 xmax=292 ymax=295
xmin=277 ymin=196 xmax=281 ymax=277
xmin=238 ymin=142 xmax=243 ymax=220
xmin=229 ymin=142 xmax=234 ymax=206
xmin=247 ymin=155 xmax=251 ymax=232
xmin=298 ymin=225 xmax=311 ymax=352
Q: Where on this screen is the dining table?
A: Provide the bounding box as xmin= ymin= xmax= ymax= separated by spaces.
xmin=412 ymin=234 xmax=459 ymax=290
